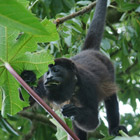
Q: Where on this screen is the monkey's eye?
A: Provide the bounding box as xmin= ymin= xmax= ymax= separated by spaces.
xmin=53 ymin=68 xmax=59 ymax=72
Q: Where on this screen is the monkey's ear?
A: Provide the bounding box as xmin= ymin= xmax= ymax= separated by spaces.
xmin=70 ymin=61 xmax=78 ymax=74
xmin=54 ymin=58 xmax=78 ymax=74
xmin=48 ymin=64 xmax=54 ymax=68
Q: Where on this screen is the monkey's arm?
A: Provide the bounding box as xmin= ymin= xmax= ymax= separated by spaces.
xmin=61 ymin=104 xmax=99 ymax=132
xmin=20 ymin=70 xmax=47 ymax=100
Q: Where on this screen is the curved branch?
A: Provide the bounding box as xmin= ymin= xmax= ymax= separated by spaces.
xmin=119 ymin=59 xmax=138 ymax=76
xmin=54 ymin=1 xmax=96 ymax=26
xmin=19 ymin=111 xmax=55 ymax=129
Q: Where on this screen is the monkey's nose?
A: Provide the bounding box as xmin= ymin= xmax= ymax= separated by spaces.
xmin=46 ymin=71 xmax=53 ymax=80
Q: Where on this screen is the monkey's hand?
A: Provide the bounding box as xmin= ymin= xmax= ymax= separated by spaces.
xmin=21 ymin=70 xmax=36 ymax=84
xmin=20 ymin=70 xmax=37 ymax=106
xmin=61 ymin=104 xmax=79 ymax=120
xmin=110 ymin=125 xmax=128 ymax=136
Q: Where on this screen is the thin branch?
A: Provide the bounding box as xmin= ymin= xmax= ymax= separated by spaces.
xmin=54 ymin=2 xmax=118 ymax=26
xmin=19 ymin=111 xmax=56 ymax=129
xmin=119 ymin=59 xmax=138 ymax=76
xmin=28 ymin=0 xmax=39 ymax=10
xmin=54 ymin=1 xmax=96 ymax=26
xmin=110 ymin=49 xmax=121 ymax=57
xmin=125 ymin=59 xmax=138 ymax=74
xmin=119 ymin=130 xmax=129 ymax=137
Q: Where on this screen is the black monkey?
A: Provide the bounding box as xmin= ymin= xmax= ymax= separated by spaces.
xmin=21 ymin=0 xmax=127 ymax=139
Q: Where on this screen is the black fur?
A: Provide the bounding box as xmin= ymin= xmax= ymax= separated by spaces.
xmin=83 ymin=0 xmax=107 ymax=50
xmin=21 ymin=0 xmax=127 ymax=139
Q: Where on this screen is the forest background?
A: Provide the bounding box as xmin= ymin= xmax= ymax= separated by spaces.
xmin=0 ymin=0 xmax=140 ymax=140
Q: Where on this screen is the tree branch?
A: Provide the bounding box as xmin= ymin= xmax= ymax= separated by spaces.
xmin=19 ymin=111 xmax=56 ymax=130
xmin=119 ymin=59 xmax=138 ymax=76
xmin=110 ymin=49 xmax=121 ymax=57
xmin=54 ymin=1 xmax=96 ymax=26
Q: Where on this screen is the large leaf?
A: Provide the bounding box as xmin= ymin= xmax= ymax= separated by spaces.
xmin=34 ymin=19 xmax=59 ymax=43
xmin=0 ymin=87 xmax=2 ymax=110
xmin=0 ymin=0 xmax=48 ymax=35
xmin=1 ymin=72 xmax=29 ymax=117
xmin=13 ymin=51 xmax=54 ymax=77
xmin=0 ymin=20 xmax=57 ymax=116
xmin=8 ymin=19 xmax=59 ymax=62
xmin=17 ymin=0 xmax=29 ymax=8
xmin=116 ymin=0 xmax=138 ymax=12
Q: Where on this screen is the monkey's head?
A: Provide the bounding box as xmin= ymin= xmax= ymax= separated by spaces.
xmin=43 ymin=58 xmax=78 ymax=92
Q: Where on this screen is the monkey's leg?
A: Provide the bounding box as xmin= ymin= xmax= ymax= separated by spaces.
xmin=104 ymin=94 xmax=127 ymax=135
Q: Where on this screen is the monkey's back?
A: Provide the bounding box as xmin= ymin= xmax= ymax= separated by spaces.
xmin=71 ymin=50 xmax=117 ymax=101
xmin=72 ymin=50 xmax=114 ymax=79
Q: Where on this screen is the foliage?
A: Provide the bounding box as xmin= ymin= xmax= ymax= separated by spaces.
xmin=0 ymin=0 xmax=58 ymax=116
xmin=0 ymin=0 xmax=140 ymax=140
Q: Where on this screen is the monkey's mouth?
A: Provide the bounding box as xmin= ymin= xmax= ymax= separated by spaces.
xmin=45 ymin=81 xmax=61 ymax=87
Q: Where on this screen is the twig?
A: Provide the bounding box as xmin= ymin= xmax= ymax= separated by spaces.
xmin=119 ymin=59 xmax=138 ymax=76
xmin=54 ymin=1 xmax=96 ymax=26
xmin=110 ymin=49 xmax=121 ymax=57
xmin=19 ymin=111 xmax=56 ymax=129
xmin=28 ymin=0 xmax=39 ymax=10
xmin=119 ymin=130 xmax=129 ymax=137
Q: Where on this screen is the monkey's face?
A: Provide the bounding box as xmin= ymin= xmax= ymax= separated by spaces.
xmin=43 ymin=64 xmax=73 ymax=89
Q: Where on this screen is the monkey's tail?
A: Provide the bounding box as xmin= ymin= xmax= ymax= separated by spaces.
xmin=82 ymin=0 xmax=107 ymax=51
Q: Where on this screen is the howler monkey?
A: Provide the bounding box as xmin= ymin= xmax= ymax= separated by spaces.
xmin=21 ymin=0 xmax=127 ymax=140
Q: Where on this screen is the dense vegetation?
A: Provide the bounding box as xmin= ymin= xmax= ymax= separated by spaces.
xmin=0 ymin=0 xmax=140 ymax=140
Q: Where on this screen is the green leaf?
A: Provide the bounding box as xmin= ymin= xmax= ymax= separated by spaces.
xmin=136 ymin=6 xmax=140 ymax=13
xmin=0 ymin=118 xmax=19 ymax=136
xmin=116 ymin=0 xmax=138 ymax=12
xmin=50 ymin=110 xmax=67 ymax=140
xmin=52 ymin=0 xmax=63 ymax=14
xmin=114 ymin=136 xmax=140 ymax=140
xmin=101 ymin=39 xmax=111 ymax=50
xmin=0 ymin=87 xmax=2 ymax=110
xmin=137 ymin=53 xmax=140 ymax=65
xmin=0 ymin=0 xmax=48 ymax=35
xmin=1 ymin=72 xmax=29 ymax=117
xmin=20 ymin=88 xmax=30 ymax=103
xmin=13 ymin=50 xmax=54 ymax=77
xmin=0 ymin=68 xmax=6 ymax=86
xmin=34 ymin=18 xmax=59 ymax=43
xmin=0 ymin=19 xmax=59 ymax=62
xmin=62 ymin=0 xmax=75 ymax=9
xmin=17 ymin=0 xmax=29 ymax=8
xmin=0 ymin=18 xmax=57 ymax=116
xmin=76 ymin=1 xmax=91 ymax=6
